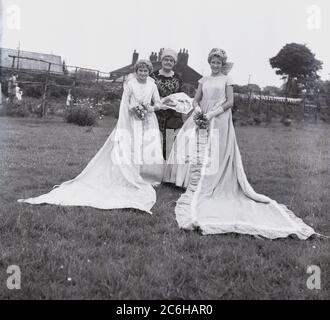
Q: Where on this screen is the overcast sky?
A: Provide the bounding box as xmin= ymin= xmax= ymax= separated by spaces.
xmin=1 ymin=0 xmax=330 ymax=87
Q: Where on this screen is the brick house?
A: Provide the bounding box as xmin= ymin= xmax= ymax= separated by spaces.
xmin=110 ymin=48 xmax=202 ymax=90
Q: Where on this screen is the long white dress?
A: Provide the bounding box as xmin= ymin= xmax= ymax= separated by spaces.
xmin=164 ymin=74 xmax=316 ymax=239
xmin=18 ymin=77 xmax=164 ymax=214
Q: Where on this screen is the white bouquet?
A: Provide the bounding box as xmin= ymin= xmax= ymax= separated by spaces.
xmin=161 ymin=92 xmax=193 ymax=114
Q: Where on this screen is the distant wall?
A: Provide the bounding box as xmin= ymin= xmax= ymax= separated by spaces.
xmin=0 ymin=48 xmax=63 ymax=73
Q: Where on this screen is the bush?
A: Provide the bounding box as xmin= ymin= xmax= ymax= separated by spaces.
xmin=4 ymin=102 xmax=31 ymax=117
xmin=23 ymin=84 xmax=43 ymax=98
xmin=98 ymin=99 xmax=120 ymax=118
xmin=64 ymin=104 xmax=98 ymax=126
xmin=1 ymin=97 xmax=44 ymax=118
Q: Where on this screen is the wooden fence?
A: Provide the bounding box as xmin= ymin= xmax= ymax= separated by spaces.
xmin=1 ymin=54 xmax=127 ymax=117
xmin=1 ymin=54 xmax=329 ymax=123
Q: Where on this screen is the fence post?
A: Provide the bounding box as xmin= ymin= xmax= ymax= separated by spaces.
xmin=247 ymin=90 xmax=252 ymax=118
xmin=299 ymin=97 xmax=304 ymax=122
xmin=0 ymin=82 xmax=2 ymax=113
xmin=266 ymin=96 xmax=271 ymax=123
xmin=71 ymin=67 xmax=78 ymax=103
xmin=94 ymin=71 xmax=100 ymax=108
xmin=11 ymin=56 xmax=16 ymax=69
xmin=41 ymin=62 xmax=51 ymax=117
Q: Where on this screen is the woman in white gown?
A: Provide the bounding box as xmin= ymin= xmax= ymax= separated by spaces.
xmin=165 ymin=48 xmax=317 ymax=239
xmin=18 ymin=60 xmax=164 ymax=214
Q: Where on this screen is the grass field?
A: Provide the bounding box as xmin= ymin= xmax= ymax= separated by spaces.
xmin=0 ymin=116 xmax=329 ymax=300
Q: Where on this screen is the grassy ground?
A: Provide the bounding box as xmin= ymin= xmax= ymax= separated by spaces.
xmin=0 ymin=116 xmax=329 ymax=300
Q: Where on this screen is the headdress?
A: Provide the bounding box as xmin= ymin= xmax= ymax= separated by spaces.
xmin=208 ymin=48 xmax=234 ymax=74
xmin=161 ymin=48 xmax=178 ymax=63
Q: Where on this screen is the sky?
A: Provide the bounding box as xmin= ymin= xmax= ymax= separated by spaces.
xmin=1 ymin=0 xmax=330 ymax=87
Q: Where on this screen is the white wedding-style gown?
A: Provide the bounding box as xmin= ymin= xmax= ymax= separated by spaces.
xmin=164 ymin=74 xmax=317 ymax=239
xmin=18 ymin=77 xmax=164 ymax=214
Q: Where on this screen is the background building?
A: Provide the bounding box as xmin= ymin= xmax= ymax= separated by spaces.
xmin=0 ymin=47 xmax=63 ymax=73
xmin=110 ymin=48 xmax=202 ymax=87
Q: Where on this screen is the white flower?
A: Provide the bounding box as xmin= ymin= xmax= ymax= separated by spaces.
xmin=67 ymin=277 xmax=72 ymax=282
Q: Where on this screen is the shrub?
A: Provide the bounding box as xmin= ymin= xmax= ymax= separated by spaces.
xmin=98 ymin=99 xmax=120 ymax=118
xmin=1 ymin=97 xmax=45 ymax=118
xmin=23 ymin=84 xmax=43 ymax=98
xmin=4 ymin=102 xmax=31 ymax=117
xmin=64 ymin=103 xmax=98 ymax=126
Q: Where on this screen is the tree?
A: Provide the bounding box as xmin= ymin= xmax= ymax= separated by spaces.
xmin=323 ymin=81 xmax=330 ymax=106
xmin=233 ymin=85 xmax=249 ymax=95
xmin=248 ymin=84 xmax=262 ymax=94
xmin=262 ymin=86 xmax=283 ymax=96
xmin=270 ymin=43 xmax=322 ymax=97
xmin=234 ymin=84 xmax=261 ymax=95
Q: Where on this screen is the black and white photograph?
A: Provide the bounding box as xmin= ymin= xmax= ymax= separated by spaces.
xmin=0 ymin=0 xmax=329 ymax=304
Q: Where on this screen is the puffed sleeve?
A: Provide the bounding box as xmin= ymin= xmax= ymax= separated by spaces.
xmin=226 ymin=75 xmax=234 ymax=86
xmin=198 ymin=76 xmax=206 ymax=85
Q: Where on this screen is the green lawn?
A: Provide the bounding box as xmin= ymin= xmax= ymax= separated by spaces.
xmin=0 ymin=116 xmax=329 ymax=299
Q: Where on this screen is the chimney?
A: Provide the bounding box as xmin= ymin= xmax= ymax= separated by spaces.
xmin=132 ymin=49 xmax=139 ymax=65
xmin=184 ymin=49 xmax=189 ymax=65
xmin=177 ymin=48 xmax=188 ymax=66
xmin=150 ymin=51 xmax=157 ymax=62
xmin=158 ymin=48 xmax=163 ymax=61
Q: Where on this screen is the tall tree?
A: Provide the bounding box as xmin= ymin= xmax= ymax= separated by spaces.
xmin=270 ymin=43 xmax=322 ymax=97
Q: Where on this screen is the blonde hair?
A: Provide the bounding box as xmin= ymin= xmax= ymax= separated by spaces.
xmin=208 ymin=48 xmax=228 ymax=64
xmin=134 ymin=59 xmax=153 ymax=74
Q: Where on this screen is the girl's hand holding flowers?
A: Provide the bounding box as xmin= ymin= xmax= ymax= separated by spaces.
xmin=205 ymin=106 xmax=225 ymax=120
xmin=205 ymin=111 xmax=215 ymax=121
xmin=194 ymin=105 xmax=202 ymax=114
xmin=133 ymin=103 xmax=148 ymax=120
xmin=193 ymin=111 xmax=209 ymax=129
xmin=145 ymin=103 xmax=155 ymax=113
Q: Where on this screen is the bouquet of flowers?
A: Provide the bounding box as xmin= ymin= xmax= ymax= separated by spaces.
xmin=133 ymin=103 xmax=148 ymax=120
xmin=193 ymin=111 xmax=209 ymax=129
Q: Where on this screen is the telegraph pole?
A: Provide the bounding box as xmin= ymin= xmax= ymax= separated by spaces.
xmin=247 ymin=74 xmax=252 ymax=117
xmin=17 ymin=41 xmax=21 ymax=69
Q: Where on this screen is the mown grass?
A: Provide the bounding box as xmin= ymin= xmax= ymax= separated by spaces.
xmin=0 ymin=116 xmax=329 ymax=300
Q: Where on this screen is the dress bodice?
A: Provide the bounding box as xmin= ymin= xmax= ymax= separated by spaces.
xmin=125 ymin=77 xmax=159 ymax=107
xmin=149 ymin=70 xmax=182 ymax=98
xmin=199 ymin=74 xmax=233 ymax=112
